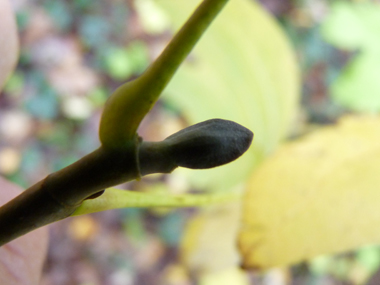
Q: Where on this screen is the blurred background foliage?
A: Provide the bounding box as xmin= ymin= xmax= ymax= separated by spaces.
xmin=2 ymin=0 xmax=380 ymax=284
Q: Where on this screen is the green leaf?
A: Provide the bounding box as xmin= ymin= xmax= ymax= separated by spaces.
xmin=88 ymin=87 xmax=108 ymax=107
xmin=310 ymin=255 xmax=335 ymax=276
xmin=104 ymin=47 xmax=135 ymax=80
xmin=0 ymin=0 xmax=18 ymax=92
xmin=104 ymin=42 xmax=149 ymax=80
xmin=3 ymin=72 xmax=24 ymax=95
xmin=321 ymin=1 xmax=380 ymax=52
xmin=157 ymin=0 xmax=300 ymax=191
xmin=321 ymin=1 xmax=380 ymax=113
xmin=330 ymin=53 xmax=380 ymax=113
xmin=356 ymin=245 xmax=380 ymax=274
xmin=127 ymin=41 xmax=150 ymax=74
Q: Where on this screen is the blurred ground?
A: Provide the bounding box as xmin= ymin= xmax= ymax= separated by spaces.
xmin=0 ymin=0 xmax=378 ymax=284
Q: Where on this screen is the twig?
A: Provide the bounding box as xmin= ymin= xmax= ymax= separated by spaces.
xmin=0 ymin=0 xmax=237 ymax=244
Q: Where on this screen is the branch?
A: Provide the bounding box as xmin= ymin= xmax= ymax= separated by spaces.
xmin=0 ymin=119 xmax=252 ymax=245
xmin=0 ymin=0 xmax=240 ymax=246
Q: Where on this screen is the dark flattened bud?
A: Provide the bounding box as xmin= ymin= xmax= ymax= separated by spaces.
xmin=84 ymin=189 xmax=105 ymax=200
xmin=164 ymin=119 xmax=253 ymax=169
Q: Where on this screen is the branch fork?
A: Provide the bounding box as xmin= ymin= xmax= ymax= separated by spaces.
xmin=0 ymin=0 xmax=253 ymax=246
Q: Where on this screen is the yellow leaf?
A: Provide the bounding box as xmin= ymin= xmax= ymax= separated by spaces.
xmin=239 ymin=115 xmax=380 ymax=270
xmin=199 ymin=267 xmax=250 ymax=285
xmin=181 ymin=202 xmax=242 ymax=273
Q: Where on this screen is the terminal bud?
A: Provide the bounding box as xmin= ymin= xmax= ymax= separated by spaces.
xmin=138 ymin=119 xmax=253 ymax=175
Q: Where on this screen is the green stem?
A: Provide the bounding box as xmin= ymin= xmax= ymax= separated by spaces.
xmin=72 ymin=188 xmax=241 ymax=216
xmin=99 ymin=0 xmax=230 ymax=147
xmin=142 ymin=0 xmax=230 ymax=93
